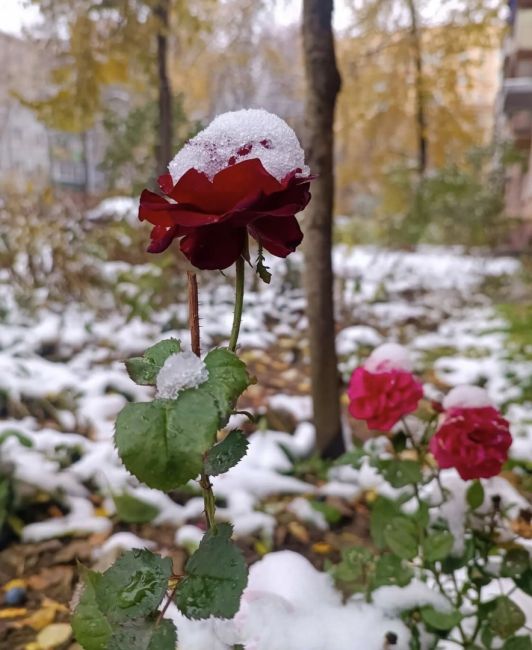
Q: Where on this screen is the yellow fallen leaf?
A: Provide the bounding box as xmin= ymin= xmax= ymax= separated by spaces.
xmin=37 ymin=623 xmax=72 ymax=649
xmin=287 ymin=521 xmax=310 ymax=544
xmin=3 ymin=578 xmax=26 ymax=591
xmin=15 ymin=605 xmax=57 ymax=631
xmin=24 ymin=643 xmax=40 ymax=650
xmin=312 ymin=542 xmax=333 ymax=555
xmin=0 ymin=607 xmax=28 ymax=618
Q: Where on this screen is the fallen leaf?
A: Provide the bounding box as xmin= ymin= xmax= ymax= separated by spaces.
xmin=0 ymin=607 xmax=28 ymax=618
xmin=287 ymin=521 xmax=310 ymax=544
xmin=3 ymin=578 xmax=26 ymax=591
xmin=311 ymin=542 xmax=333 ymax=555
xmin=14 ymin=598 xmax=67 ymax=631
xmin=37 ymin=623 xmax=72 ymax=649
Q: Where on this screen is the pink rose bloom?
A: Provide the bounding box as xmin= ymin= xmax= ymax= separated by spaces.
xmin=347 ymin=343 xmax=423 ymax=431
xmin=429 ymin=386 xmax=512 ymax=480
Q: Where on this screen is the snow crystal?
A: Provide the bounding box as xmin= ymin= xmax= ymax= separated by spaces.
xmin=168 ymin=108 xmax=310 ymax=184
xmin=156 ymin=351 xmax=209 ymax=399
xmin=365 ymin=343 xmax=413 ymax=373
xmin=442 ymin=385 xmax=493 ymax=410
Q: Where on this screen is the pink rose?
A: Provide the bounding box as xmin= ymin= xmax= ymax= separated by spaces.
xmin=347 ymin=345 xmax=423 ymax=432
xmin=429 ymin=405 xmax=512 ymax=480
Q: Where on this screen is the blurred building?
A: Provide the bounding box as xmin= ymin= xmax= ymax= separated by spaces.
xmin=0 ymin=31 xmax=107 ymax=194
xmin=500 ymin=0 xmax=532 ymax=235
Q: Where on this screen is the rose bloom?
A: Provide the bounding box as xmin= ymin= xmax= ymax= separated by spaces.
xmin=429 ymin=386 xmax=512 ymax=480
xmin=139 ymin=109 xmax=312 ymax=270
xmin=347 ymin=343 xmax=423 ymax=431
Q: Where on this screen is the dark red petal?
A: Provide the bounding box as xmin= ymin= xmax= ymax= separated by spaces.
xmin=168 ymin=161 xmax=280 ymax=215
xmin=147 ymin=225 xmax=184 ymax=253
xmin=158 ymin=173 xmax=175 ymax=194
xmin=139 ymin=189 xmax=222 ymax=227
xmin=249 ymin=215 xmax=303 ymax=258
xmin=180 ymin=225 xmax=246 ymax=270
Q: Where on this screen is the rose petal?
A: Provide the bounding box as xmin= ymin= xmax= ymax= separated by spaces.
xmin=180 ymin=225 xmax=246 ymax=270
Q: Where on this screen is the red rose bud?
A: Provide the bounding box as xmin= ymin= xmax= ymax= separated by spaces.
xmin=429 ymin=386 xmax=512 ymax=480
xmin=347 ymin=343 xmax=423 ymax=432
xmin=138 ymin=109 xmax=312 ymax=270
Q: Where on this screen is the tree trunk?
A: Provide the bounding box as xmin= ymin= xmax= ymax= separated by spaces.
xmin=406 ymin=0 xmax=427 ymax=177
xmin=302 ymin=0 xmax=343 ymax=457
xmin=155 ymin=0 xmax=173 ymax=177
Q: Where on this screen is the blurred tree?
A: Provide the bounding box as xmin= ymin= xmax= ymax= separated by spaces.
xmin=101 ymin=95 xmax=200 ymax=193
xmin=302 ymin=0 xmax=343 ymax=456
xmin=336 ymin=0 xmax=504 ymax=218
xmin=26 ymin=0 xmax=214 ymax=181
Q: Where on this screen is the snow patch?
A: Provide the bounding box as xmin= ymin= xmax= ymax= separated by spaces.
xmin=168 ymin=108 xmax=309 ymax=184
xmin=365 ymin=343 xmax=413 ymax=373
xmin=443 ymin=385 xmax=493 ymax=410
xmin=156 ymin=351 xmax=209 ymax=399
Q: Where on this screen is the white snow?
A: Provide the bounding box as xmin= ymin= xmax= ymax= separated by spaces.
xmin=442 ymin=385 xmax=494 ymax=410
xmin=373 ymin=579 xmax=451 ymax=614
xmin=364 ymin=342 xmax=413 ymax=373
xmin=92 ymin=532 xmax=156 ymax=560
xmin=155 ymin=351 xmax=209 ymax=399
xmin=166 ymin=551 xmax=411 ymax=650
xmin=168 ymin=108 xmax=310 ymax=184
xmin=287 ymin=497 xmax=328 ymax=530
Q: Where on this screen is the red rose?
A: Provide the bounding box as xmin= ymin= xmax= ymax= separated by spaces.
xmin=347 ymin=366 xmax=423 ymax=432
xmin=429 ymin=406 xmax=512 ymax=480
xmin=138 ymin=109 xmax=311 ymax=270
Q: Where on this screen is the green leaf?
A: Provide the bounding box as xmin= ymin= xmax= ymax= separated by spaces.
xmin=515 ymin=568 xmax=532 ymax=595
xmin=488 ymin=596 xmax=526 ymax=638
xmin=112 ymin=493 xmax=160 ymax=524
xmin=501 ymin=548 xmax=530 ymax=578
xmin=125 ymin=339 xmax=181 ymax=386
xmin=422 ymin=531 xmax=454 ymax=563
xmin=309 ymin=500 xmax=343 ymax=525
xmin=376 ymin=459 xmax=423 ymax=488
xmin=466 ymin=480 xmax=485 ymax=510
xmin=97 ymin=550 xmax=172 ymax=621
xmin=202 ymin=348 xmax=250 ymax=425
xmin=72 ymin=568 xmax=113 ymax=650
xmin=175 ymin=523 xmax=247 ymax=620
xmin=72 ymin=551 xmax=175 ymax=650
xmin=383 ymin=516 xmax=418 ymax=560
xmin=115 ymin=398 xmax=218 ymax=490
xmin=204 ymin=430 xmax=248 ymax=477
xmin=334 ymin=448 xmax=366 ymax=469
xmin=108 ymin=618 xmax=176 ymax=650
xmin=370 ymin=497 xmax=401 ymax=549
xmin=116 ymin=347 xmax=250 ymax=490
xmin=503 ymin=636 xmax=532 ymax=650
xmin=373 ymin=554 xmax=413 ymax=588
xmin=421 ymin=606 xmax=462 ymax=631
xmin=0 ymin=429 xmax=33 ymax=447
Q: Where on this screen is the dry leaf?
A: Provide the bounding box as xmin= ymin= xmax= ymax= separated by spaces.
xmin=37 ymin=622 xmax=72 ymax=649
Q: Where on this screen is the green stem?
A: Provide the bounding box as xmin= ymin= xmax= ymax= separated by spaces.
xmin=228 ymin=256 xmax=245 ymax=352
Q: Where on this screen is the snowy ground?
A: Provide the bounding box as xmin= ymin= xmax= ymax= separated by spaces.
xmin=0 ymin=240 xmax=531 ymax=649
